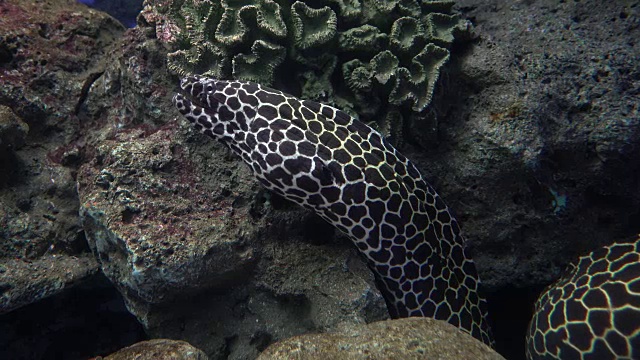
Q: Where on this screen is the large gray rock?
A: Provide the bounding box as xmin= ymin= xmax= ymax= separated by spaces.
xmin=0 ymin=0 xmax=123 ymax=314
xmin=0 ymin=253 xmax=98 ymax=314
xmin=258 ymin=317 xmax=505 ymax=360
xmin=442 ymin=0 xmax=640 ymax=290
xmin=78 ymin=125 xmax=260 ymax=308
xmin=104 ymin=339 xmax=208 ymax=360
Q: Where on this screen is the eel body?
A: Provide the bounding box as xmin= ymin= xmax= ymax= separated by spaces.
xmin=173 ymin=76 xmax=640 ymax=357
xmin=526 ymin=235 xmax=640 ymax=359
xmin=173 ymin=75 xmax=493 ymax=345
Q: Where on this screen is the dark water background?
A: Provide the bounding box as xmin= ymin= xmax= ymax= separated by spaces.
xmin=77 ymin=0 xmax=141 ymax=28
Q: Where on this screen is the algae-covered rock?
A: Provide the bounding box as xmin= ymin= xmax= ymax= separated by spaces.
xmin=0 ymin=0 xmax=124 ymax=316
xmin=77 ymin=125 xmax=260 ymax=306
xmin=141 ymin=0 xmax=470 ymax=144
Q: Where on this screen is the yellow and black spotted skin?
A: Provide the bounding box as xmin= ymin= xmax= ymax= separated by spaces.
xmin=526 ymin=235 xmax=640 ymax=359
xmin=173 ymin=75 xmax=493 ymax=345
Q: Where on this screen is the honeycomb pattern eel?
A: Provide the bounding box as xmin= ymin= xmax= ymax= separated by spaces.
xmin=526 ymin=235 xmax=640 ymax=359
xmin=173 ymin=76 xmax=640 ymax=357
xmin=173 ymin=75 xmax=493 ymax=345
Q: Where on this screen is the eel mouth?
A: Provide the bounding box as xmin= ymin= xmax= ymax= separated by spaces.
xmin=174 ymin=75 xmax=220 ymax=111
xmin=172 ymin=91 xmax=196 ymax=116
xmin=175 ymin=76 xmax=201 ymax=106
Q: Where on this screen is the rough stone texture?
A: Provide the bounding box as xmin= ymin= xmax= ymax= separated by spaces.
xmin=445 ymin=0 xmax=640 ymax=287
xmin=0 ymin=105 xmax=29 ymax=150
xmin=104 ymin=339 xmax=208 ymax=360
xmin=0 ymin=253 xmax=98 ymax=314
xmin=405 ymin=0 xmax=639 ymax=358
xmin=258 ymin=317 xmax=505 ymax=360
xmin=78 ymin=125 xmax=259 ymax=306
xmin=0 ymin=0 xmax=124 ymax=118
xmin=0 ymin=0 xmax=123 ymax=313
xmin=0 ymin=0 xmax=146 ymax=357
xmin=135 ymin=236 xmax=387 ymax=359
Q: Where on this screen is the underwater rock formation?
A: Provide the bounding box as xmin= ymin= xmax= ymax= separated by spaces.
xmin=140 ymin=0 xmax=470 ymax=144
xmin=258 ymin=317 xmax=504 ymax=360
xmin=0 ymin=0 xmax=124 ymax=314
xmin=78 ymin=125 xmax=260 ymax=306
xmin=103 ymin=339 xmax=208 ymax=360
xmin=0 ymin=106 xmax=29 ymax=151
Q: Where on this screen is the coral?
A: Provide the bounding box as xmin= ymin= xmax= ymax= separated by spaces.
xmin=291 ymin=2 xmax=337 ymax=50
xmin=141 ymin=0 xmax=470 ymax=143
xmin=338 ymin=25 xmax=387 ymax=53
xmin=232 ymin=40 xmax=286 ymax=83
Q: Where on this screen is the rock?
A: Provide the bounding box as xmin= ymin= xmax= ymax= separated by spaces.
xmin=0 ymin=254 xmax=98 ymax=314
xmin=0 ymin=105 xmax=29 ymax=150
xmin=0 ymin=0 xmax=125 ymax=118
xmin=258 ymin=317 xmax=505 ymax=360
xmin=104 ymin=339 xmax=208 ymax=360
xmin=78 ymin=125 xmax=260 ymax=307
xmin=0 ymin=0 xmax=124 ymax=314
xmin=446 ymin=0 xmax=640 ymax=292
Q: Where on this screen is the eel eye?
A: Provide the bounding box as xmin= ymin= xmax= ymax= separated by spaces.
xmin=206 ymin=85 xmax=213 ymax=92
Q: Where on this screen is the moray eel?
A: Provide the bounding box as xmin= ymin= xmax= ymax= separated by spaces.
xmin=526 ymin=235 xmax=640 ymax=360
xmin=173 ymin=75 xmax=493 ymax=345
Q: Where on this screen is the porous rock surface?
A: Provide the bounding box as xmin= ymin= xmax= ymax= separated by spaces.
xmin=104 ymin=339 xmax=208 ymax=360
xmin=258 ymin=317 xmax=505 ymax=360
xmin=444 ymin=0 xmax=639 ymax=300
xmin=412 ymin=0 xmax=639 ymax=357
xmin=78 ymin=124 xmax=259 ymax=305
xmin=0 ymin=0 xmax=123 ymax=314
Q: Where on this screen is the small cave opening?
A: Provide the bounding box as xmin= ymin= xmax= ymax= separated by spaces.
xmin=0 ymin=273 xmax=146 ymax=359
xmin=486 ymin=284 xmax=546 ymax=360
